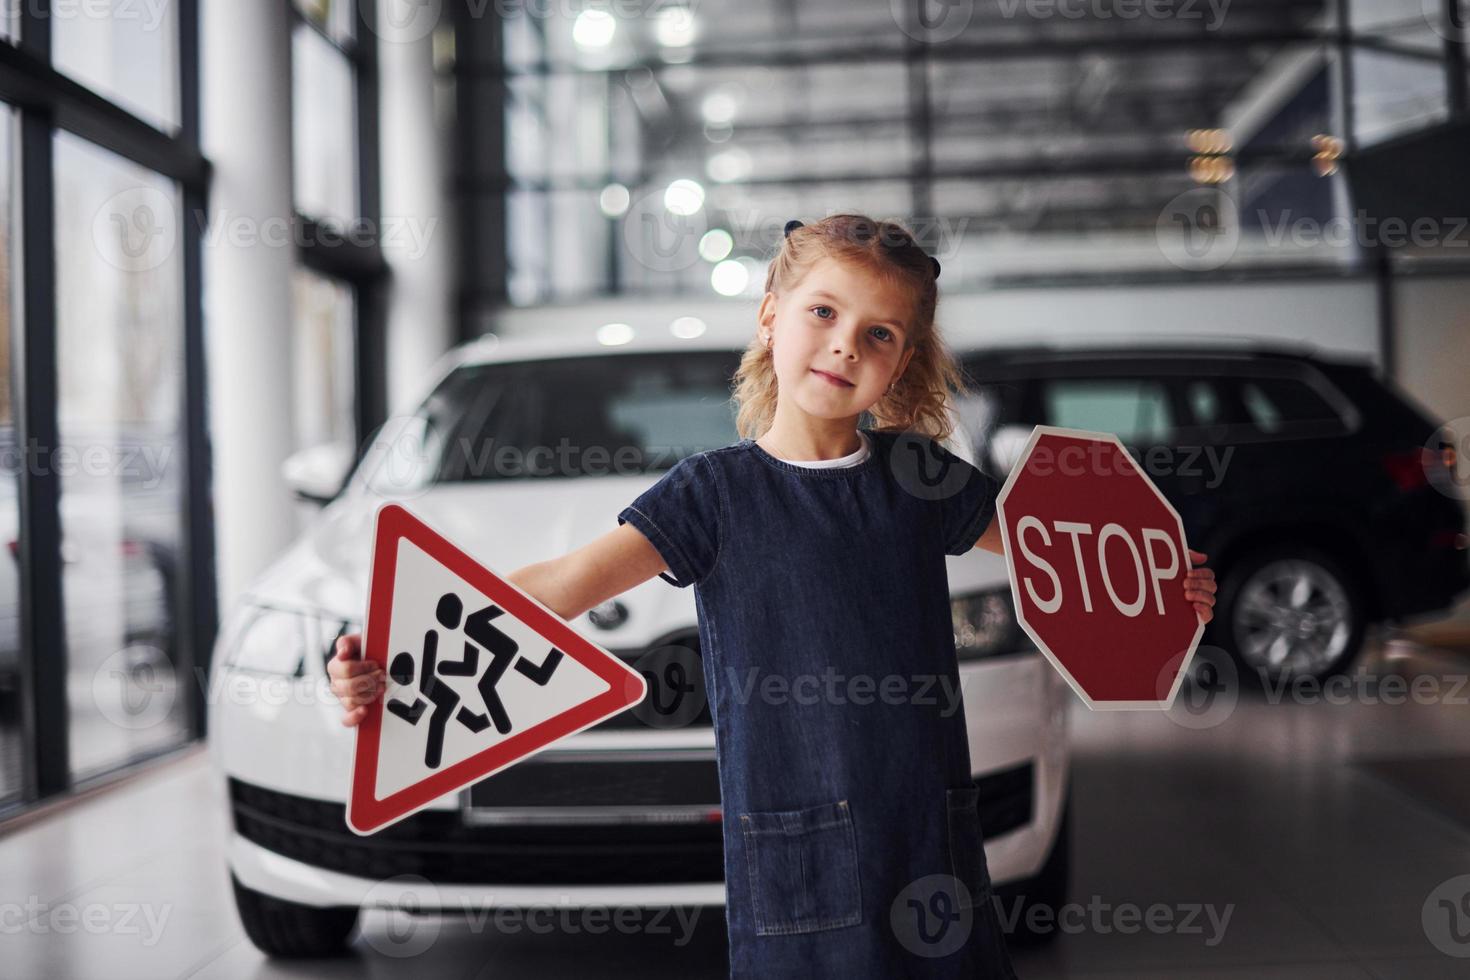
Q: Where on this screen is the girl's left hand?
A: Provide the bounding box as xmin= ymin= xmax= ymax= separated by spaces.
xmin=1183 ymin=550 xmax=1217 ymax=624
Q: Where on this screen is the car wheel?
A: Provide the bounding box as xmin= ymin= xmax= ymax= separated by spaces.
xmin=231 ymin=874 xmax=359 ymax=958
xmin=993 ymin=800 xmax=1070 ymax=948
xmin=1213 ymin=544 xmax=1365 ymax=686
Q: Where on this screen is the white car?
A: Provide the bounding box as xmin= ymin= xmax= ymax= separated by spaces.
xmin=207 ymin=325 xmax=1072 ymax=957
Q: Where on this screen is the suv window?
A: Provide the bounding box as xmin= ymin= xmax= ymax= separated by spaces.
xmin=421 ymin=352 xmax=742 ymax=482
xmin=1237 ymin=376 xmax=1346 ymax=436
xmin=1040 ymin=378 xmax=1175 ymax=444
xmin=1179 ymin=374 xmax=1349 ymax=442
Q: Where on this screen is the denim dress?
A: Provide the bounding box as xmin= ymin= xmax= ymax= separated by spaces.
xmin=617 ymin=426 xmax=1020 ymax=979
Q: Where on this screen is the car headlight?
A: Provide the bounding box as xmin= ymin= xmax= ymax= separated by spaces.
xmin=224 ymin=601 xmax=360 ymax=676
xmin=951 ymin=588 xmax=1032 ymax=661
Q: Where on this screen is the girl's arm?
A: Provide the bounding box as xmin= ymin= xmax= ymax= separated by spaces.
xmin=328 ymin=523 xmax=669 ymax=726
xmin=505 ymin=523 xmax=670 ymax=620
xmin=975 ymin=513 xmax=1004 ymax=555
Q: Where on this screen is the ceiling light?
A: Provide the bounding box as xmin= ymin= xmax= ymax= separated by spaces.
xmin=573 ymin=10 xmax=615 ymax=49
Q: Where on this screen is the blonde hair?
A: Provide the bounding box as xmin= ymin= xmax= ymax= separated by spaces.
xmin=731 ymin=213 xmax=969 ymax=443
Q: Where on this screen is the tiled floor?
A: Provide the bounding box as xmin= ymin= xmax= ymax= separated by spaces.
xmin=2 ymin=633 xmax=1469 ymax=978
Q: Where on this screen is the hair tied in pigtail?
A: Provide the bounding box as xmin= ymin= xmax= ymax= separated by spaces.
xmin=930 ymin=256 xmax=941 ymax=279
xmin=783 ymin=219 xmax=804 ymax=238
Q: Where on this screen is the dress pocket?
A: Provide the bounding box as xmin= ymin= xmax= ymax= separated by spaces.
xmin=739 ymin=798 xmax=863 ymax=936
xmin=945 ymin=785 xmax=994 ymax=911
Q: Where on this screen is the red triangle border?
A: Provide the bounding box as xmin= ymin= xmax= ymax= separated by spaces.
xmin=346 ymin=503 xmax=648 ymax=835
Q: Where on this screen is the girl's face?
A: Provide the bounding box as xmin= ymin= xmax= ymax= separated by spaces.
xmin=757 ymin=256 xmax=917 ymax=422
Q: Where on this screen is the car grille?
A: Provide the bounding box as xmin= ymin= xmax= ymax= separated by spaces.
xmin=228 ymin=778 xmax=726 ymax=885
xmin=229 ymin=761 xmax=1033 ymax=887
xmin=975 ymin=762 xmax=1034 ymax=839
xmin=467 ymin=758 xmax=720 ymax=809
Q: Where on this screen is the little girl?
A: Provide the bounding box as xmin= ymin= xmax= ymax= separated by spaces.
xmin=330 ymin=213 xmax=1218 ymax=977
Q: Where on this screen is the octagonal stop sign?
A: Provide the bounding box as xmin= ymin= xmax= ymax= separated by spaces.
xmin=996 ymin=425 xmax=1205 ymax=709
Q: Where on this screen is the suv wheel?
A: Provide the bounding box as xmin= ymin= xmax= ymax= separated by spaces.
xmin=1214 ymin=545 xmax=1365 ymax=685
xmin=231 ymin=874 xmax=359 ymax=958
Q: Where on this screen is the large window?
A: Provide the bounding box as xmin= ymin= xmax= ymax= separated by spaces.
xmin=0 ymin=108 xmax=18 ymax=808
xmin=54 ymin=133 xmax=188 ymax=781
xmin=289 ymin=0 xmax=384 ymax=468
xmin=52 ymin=0 xmax=181 ymax=132
xmin=0 ymin=1 xmax=211 ymax=818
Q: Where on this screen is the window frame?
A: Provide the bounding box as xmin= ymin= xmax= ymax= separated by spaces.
xmin=0 ymin=0 xmax=214 ymax=817
xmin=288 ymin=0 xmax=387 ymax=461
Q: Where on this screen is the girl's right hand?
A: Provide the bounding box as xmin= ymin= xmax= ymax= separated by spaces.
xmin=327 ymin=633 xmax=384 ymax=728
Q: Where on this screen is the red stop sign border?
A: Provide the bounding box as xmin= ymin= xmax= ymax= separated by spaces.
xmin=995 ymin=424 xmax=1204 ymax=711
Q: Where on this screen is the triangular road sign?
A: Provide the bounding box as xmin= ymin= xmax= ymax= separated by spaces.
xmin=347 ymin=503 xmax=648 ymax=835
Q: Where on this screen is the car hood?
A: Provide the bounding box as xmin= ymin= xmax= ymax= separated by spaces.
xmin=244 ymin=477 xmax=655 ymax=621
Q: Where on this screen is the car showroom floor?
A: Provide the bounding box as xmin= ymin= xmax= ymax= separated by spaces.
xmin=3 ymin=626 xmax=1469 ymax=980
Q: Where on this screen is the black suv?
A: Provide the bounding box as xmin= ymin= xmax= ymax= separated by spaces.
xmin=955 ymin=344 xmax=1469 ymax=684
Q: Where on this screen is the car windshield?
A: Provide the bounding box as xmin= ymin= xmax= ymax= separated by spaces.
xmin=375 ymin=351 xmax=743 ymax=485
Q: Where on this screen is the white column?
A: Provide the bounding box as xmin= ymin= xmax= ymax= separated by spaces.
xmin=377 ymin=0 xmax=458 ymax=415
xmin=200 ymin=0 xmax=298 ymax=610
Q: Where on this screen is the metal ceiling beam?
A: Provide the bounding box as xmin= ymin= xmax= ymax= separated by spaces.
xmin=466 ymin=29 xmax=1327 ymax=79
xmin=463 ymin=143 xmax=1320 ymax=193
